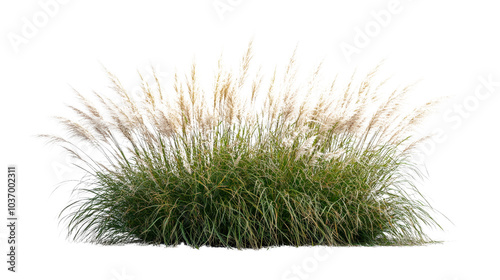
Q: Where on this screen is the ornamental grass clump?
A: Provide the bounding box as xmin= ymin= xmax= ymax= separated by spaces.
xmin=43 ymin=43 xmax=442 ymax=248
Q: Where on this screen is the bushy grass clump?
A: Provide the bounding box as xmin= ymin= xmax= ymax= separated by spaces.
xmin=43 ymin=43 xmax=442 ymax=248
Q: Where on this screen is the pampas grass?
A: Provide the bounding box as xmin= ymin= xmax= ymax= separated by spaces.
xmin=42 ymin=42 xmax=442 ymax=248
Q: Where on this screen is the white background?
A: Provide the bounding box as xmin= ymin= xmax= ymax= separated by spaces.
xmin=1 ymin=0 xmax=500 ymax=279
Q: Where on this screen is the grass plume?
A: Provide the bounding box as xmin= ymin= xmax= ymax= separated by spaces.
xmin=43 ymin=42 xmax=443 ymax=248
